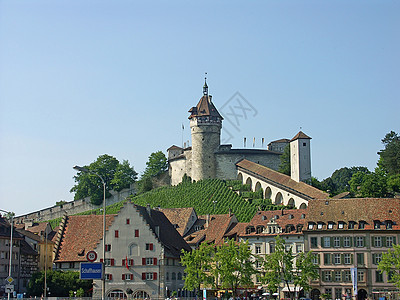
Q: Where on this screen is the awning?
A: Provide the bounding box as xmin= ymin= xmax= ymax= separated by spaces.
xmin=282 ymin=287 xmax=303 ymax=292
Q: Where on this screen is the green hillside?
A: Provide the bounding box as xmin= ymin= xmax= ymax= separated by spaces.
xmin=76 ymin=178 xmax=289 ymax=223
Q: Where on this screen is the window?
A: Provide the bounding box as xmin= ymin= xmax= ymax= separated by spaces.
xmin=285 ymin=245 xmax=291 ymax=252
xmin=335 ymin=289 xmax=342 ymax=300
xmin=334 ymin=271 xmax=341 ymax=282
xmin=296 ymin=244 xmax=302 ymax=253
xmin=318 ymin=223 xmax=323 ymax=230
xmin=343 ymin=236 xmax=351 ymax=247
xmin=135 ymin=229 xmax=139 ymax=237
xmin=324 ymin=253 xmax=331 ymax=265
xmin=146 ymin=243 xmax=154 ymax=251
xmin=255 ymin=261 xmax=262 ymax=269
xmin=308 ymin=223 xmax=314 ymax=230
xmin=344 ymin=270 xmax=351 ymax=282
xmin=374 ymin=221 xmax=381 ymax=229
xmin=334 ymin=254 xmax=341 ymax=265
xmin=373 ymin=253 xmax=382 ymax=265
xmin=358 ymin=270 xmax=365 ymax=282
xmin=323 ymin=237 xmax=331 ymax=248
xmin=269 ymin=243 xmax=275 ymax=253
xmin=177 ymin=272 xmax=182 ymax=280
xmin=386 ymin=221 xmax=393 ymax=229
xmin=328 ymin=222 xmax=334 ymax=229
xmin=344 ymin=253 xmax=351 ymax=264
xmin=355 ymin=236 xmax=364 ymax=247
xmin=255 ymin=245 xmax=261 ymax=254
xmin=338 ymin=222 xmax=344 ymax=229
xmin=325 ymin=288 xmax=332 ymax=299
xmin=122 ymin=273 xmax=134 ymax=281
xmin=348 ymin=221 xmax=355 ymax=229
xmin=312 ymin=253 xmax=319 ymax=264
xmin=172 ymin=272 xmax=176 ymax=280
xmin=115 ymin=230 xmax=119 ymax=238
xmin=311 ymin=237 xmax=318 ymax=248
xmin=102 ymin=258 xmax=115 ymax=266
xmin=126 ymin=218 xmax=130 ymax=225
xmin=386 ymin=236 xmax=394 ymax=247
xmin=357 ymin=253 xmax=364 ymax=266
xmin=166 ymin=272 xmax=169 ymax=280
xmin=374 ymin=236 xmax=382 ymax=247
xmin=334 ymin=237 xmax=340 ymax=248
xmin=359 ymin=222 xmax=365 ymax=229
xmin=323 ymin=271 xmax=332 ymax=282
xmin=376 ymin=271 xmax=383 ymax=282
xmin=122 ymin=258 xmax=134 ymax=267
xmin=105 ymin=244 xmax=111 ymax=252
xmin=105 ymin=274 xmax=113 ymax=281
xmin=143 ymin=258 xmax=157 ymax=265
xmin=142 ymin=272 xmax=157 ymax=281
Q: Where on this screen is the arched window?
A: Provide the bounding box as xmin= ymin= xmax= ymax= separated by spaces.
xmin=172 ymin=272 xmax=176 ymax=280
xmin=245 ymin=177 xmax=252 ymax=190
xmin=132 ymin=291 xmax=150 ymax=299
xmin=108 ymin=290 xmax=127 ymax=299
xmin=129 ymin=243 xmax=139 ymax=256
xmin=288 ymin=198 xmax=295 ymax=208
xmin=237 ymin=173 xmax=243 ymax=182
xmin=255 ymin=182 xmax=262 ymax=192
xmin=275 ymin=192 xmax=283 ymax=205
xmin=178 ymin=272 xmax=182 ymax=280
xmin=299 ymin=203 xmax=307 ymax=209
xmin=265 ymin=187 xmax=272 ymax=199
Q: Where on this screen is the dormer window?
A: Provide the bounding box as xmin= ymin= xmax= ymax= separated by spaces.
xmin=338 ymin=222 xmax=344 ymax=229
xmin=317 ymin=223 xmax=324 ymax=230
xmin=385 ymin=221 xmax=393 ymax=229
xmin=348 ymin=221 xmax=355 ymax=229
xmin=256 ymin=226 xmax=264 ymax=234
xmin=301 ymin=214 xmax=305 ymax=219
xmin=374 ymin=221 xmax=381 ymax=229
xmin=246 ymin=226 xmax=255 ymax=234
xmin=308 ymin=223 xmax=314 ymax=230
xmin=359 ymin=221 xmax=365 ymax=229
xmin=328 ymin=222 xmax=334 ymax=229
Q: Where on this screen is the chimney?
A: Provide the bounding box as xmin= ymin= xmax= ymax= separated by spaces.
xmin=229 ymin=208 xmax=232 ymax=217
xmin=206 ymin=214 xmax=210 ymax=228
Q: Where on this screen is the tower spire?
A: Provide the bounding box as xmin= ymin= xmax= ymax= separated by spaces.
xmin=203 ymin=72 xmax=208 ymax=96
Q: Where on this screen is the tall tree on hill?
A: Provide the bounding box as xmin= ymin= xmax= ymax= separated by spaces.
xmin=278 ymin=145 xmax=291 ymax=176
xmin=379 ymin=131 xmax=400 ymax=175
xmin=70 ymin=154 xmax=137 ymax=205
xmin=142 ymin=151 xmax=168 ymax=178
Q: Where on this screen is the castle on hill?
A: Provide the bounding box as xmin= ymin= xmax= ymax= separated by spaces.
xmin=168 ymin=79 xmax=313 ymax=186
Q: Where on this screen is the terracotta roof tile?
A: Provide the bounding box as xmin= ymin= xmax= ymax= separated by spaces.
xmin=236 ymin=159 xmax=328 ymax=200
xmin=290 ymin=131 xmax=311 ymax=141
xmin=305 ymin=198 xmax=400 ymax=230
xmin=54 ymin=215 xmax=116 ymax=263
xmin=158 ymin=207 xmax=195 ymax=236
xmin=188 ymin=96 xmax=223 ymax=120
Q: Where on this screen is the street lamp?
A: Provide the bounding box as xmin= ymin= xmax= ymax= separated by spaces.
xmin=0 ymin=208 xmax=14 ymax=300
xmin=73 ymin=165 xmax=106 ymax=300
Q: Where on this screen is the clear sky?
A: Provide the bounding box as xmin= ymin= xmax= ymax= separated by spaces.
xmin=0 ymin=0 xmax=399 ymax=216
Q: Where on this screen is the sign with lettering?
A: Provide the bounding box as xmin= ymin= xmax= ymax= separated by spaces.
xmin=80 ymin=262 xmax=103 ymax=280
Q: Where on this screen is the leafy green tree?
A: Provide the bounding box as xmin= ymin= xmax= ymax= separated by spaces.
xmin=27 ymin=270 xmax=92 ymax=297
xmin=213 ymin=239 xmax=257 ymax=296
xmin=261 ymin=236 xmax=318 ymax=300
xmin=379 ymin=131 xmax=400 ymax=175
xmin=378 ymin=244 xmax=400 ymax=289
xmin=181 ymin=243 xmax=215 ymax=295
xmin=142 ymin=151 xmax=168 ymax=178
xmin=278 ymin=145 xmax=290 ymax=176
xmin=71 ymin=154 xmax=137 ymax=205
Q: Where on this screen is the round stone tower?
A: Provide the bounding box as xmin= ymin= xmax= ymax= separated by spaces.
xmin=188 ymin=78 xmax=223 ymax=181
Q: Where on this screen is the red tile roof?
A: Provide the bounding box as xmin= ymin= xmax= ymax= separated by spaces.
xmin=305 ymin=198 xmax=400 ymax=230
xmin=188 ymin=95 xmax=223 ymax=120
xmin=158 ymin=207 xmax=195 ymax=236
xmin=290 ymin=131 xmax=311 ymax=141
xmin=236 ymin=159 xmax=328 ymax=200
xmin=54 ymin=215 xmax=116 ymax=262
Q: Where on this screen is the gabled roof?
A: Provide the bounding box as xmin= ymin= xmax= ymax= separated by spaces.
xmin=20 ymin=239 xmax=38 ymax=256
xmin=236 ymin=159 xmax=328 ymax=200
xmin=133 ymin=204 xmax=192 ymax=256
xmin=305 ymin=198 xmax=400 ymax=230
xmin=0 ymin=217 xmax=24 ymax=240
xmin=54 ymin=215 xmax=116 ymax=263
xmin=290 ymin=131 xmax=311 ymax=142
xmin=268 ymin=138 xmax=290 ymax=145
xmin=167 ymin=145 xmax=182 ymax=151
xmin=188 ymin=95 xmax=223 ymax=120
xmin=158 ymin=207 xmax=196 ymax=236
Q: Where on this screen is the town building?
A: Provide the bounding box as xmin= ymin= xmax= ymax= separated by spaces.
xmin=304 ymin=198 xmax=400 ymax=300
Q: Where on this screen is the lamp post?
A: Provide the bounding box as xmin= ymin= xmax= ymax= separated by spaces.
xmin=0 ymin=208 xmax=14 ymax=300
xmin=73 ymin=166 xmax=106 ymax=300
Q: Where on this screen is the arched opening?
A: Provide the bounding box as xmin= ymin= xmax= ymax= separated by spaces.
xmin=237 ymin=172 xmax=243 ymax=182
xmin=108 ymin=289 xmax=127 ymax=299
xmin=357 ymin=289 xmax=368 ymax=300
xmin=310 ymin=289 xmax=320 ymax=300
xmin=129 ymin=243 xmax=139 ymax=256
xmin=265 ymin=187 xmax=272 ymax=200
xmin=255 ymin=182 xmax=262 ymax=192
xmin=287 ymin=198 xmax=295 ymax=208
xmin=245 ymin=177 xmax=252 ymax=189
xmin=275 ymin=192 xmax=283 ymax=205
xmin=299 ymin=203 xmax=307 ymax=209
xmin=132 ymin=291 xmax=150 ymax=299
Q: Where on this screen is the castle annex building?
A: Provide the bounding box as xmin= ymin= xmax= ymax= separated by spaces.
xmin=168 ymin=80 xmax=313 ymax=187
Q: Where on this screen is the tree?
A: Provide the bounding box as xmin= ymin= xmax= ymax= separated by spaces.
xmin=379 ymin=131 xmax=400 ymax=176
xmin=213 ymin=239 xmax=257 ymax=296
xmin=142 ymin=151 xmax=168 ymax=178
xmin=181 ymin=243 xmax=215 ymax=295
xmin=261 ymin=236 xmax=319 ymax=300
xmin=278 ymin=145 xmax=291 ymax=176
xmin=378 ymin=244 xmax=400 ymax=289
xmin=27 ymin=270 xmax=92 ymax=297
xmin=70 ymin=154 xmax=137 ymax=205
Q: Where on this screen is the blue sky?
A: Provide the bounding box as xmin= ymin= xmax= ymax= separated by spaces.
xmin=0 ymin=0 xmax=399 ymax=216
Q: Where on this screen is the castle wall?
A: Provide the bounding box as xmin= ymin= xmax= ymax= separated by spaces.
xmin=169 ymin=150 xmax=192 ymax=186
xmin=216 ymin=152 xmax=282 ymax=180
xmin=14 ymin=187 xmax=135 ymax=224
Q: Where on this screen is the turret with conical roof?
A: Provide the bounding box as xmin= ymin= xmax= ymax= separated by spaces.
xmin=189 ymin=77 xmax=223 ymax=181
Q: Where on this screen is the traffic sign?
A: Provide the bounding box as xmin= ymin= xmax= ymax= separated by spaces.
xmin=5 ymin=284 xmax=14 ymax=293
xmin=86 ymin=250 xmax=97 ymax=262
xmin=5 ymin=276 xmax=14 ymax=284
xmin=80 ymin=262 xmax=103 ymax=280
